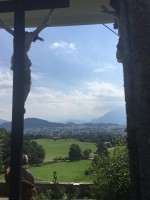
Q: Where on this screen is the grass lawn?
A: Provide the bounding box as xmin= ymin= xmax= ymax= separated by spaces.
xmin=31 ymin=160 xmax=92 ymax=182
xmin=0 ymin=160 xmax=92 ymax=182
xmin=0 ymin=139 xmax=95 ymax=182
xmin=35 ymin=139 xmax=96 ymax=161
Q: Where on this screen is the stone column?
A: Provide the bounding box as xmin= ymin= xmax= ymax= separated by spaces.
xmin=120 ymin=0 xmax=150 ymax=199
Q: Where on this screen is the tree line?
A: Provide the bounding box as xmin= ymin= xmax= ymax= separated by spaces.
xmin=24 ymin=131 xmax=125 ymax=146
xmin=0 ymin=128 xmax=45 ymax=171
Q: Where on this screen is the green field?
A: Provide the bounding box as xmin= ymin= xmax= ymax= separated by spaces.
xmin=0 ymin=160 xmax=92 ymax=182
xmin=35 ymin=139 xmax=96 ymax=161
xmin=31 ymin=160 xmax=92 ymax=182
xmin=0 ymin=139 xmax=96 ymax=182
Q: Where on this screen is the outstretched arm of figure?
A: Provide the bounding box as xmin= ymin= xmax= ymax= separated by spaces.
xmin=33 ymin=9 xmax=54 ymax=36
xmin=0 ymin=19 xmax=14 ymax=35
xmin=101 ymin=5 xmax=118 ymax=17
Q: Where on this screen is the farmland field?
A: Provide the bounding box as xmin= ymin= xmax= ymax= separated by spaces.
xmin=0 ymin=139 xmax=96 ymax=182
xmin=31 ymin=139 xmax=96 ymax=182
xmin=35 ymin=138 xmax=96 ymax=161
xmin=0 ymin=160 xmax=92 ymax=182
xmin=31 ymin=160 xmax=92 ymax=182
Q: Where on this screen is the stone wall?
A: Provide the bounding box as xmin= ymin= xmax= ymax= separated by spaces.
xmin=0 ymin=181 xmax=91 ymax=198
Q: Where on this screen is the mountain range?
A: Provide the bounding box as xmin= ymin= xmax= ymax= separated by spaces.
xmin=92 ymin=108 xmax=126 ymax=125
xmin=0 ymin=119 xmax=7 ymax=125
xmin=0 ymin=118 xmax=65 ymax=130
xmin=0 ymin=108 xmax=126 ymax=129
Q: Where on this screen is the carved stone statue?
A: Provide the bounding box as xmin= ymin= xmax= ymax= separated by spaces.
xmin=0 ymin=9 xmax=54 ymax=112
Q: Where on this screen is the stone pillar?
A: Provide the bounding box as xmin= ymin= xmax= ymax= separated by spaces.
xmin=120 ymin=0 xmax=150 ymax=199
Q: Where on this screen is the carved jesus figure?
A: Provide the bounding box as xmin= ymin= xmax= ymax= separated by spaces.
xmin=0 ymin=9 xmax=54 ymax=112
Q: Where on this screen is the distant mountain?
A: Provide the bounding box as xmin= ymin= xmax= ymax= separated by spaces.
xmin=66 ymin=119 xmax=86 ymax=124
xmin=0 ymin=121 xmax=11 ymax=129
xmin=92 ymin=108 xmax=126 ymax=125
xmin=0 ymin=110 xmax=126 ymax=131
xmin=24 ymin=118 xmax=64 ymax=129
xmin=0 ymin=118 xmax=65 ymax=130
xmin=0 ymin=119 xmax=7 ymax=125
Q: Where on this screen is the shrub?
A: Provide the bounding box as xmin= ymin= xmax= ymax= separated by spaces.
xmin=90 ymin=144 xmax=130 ymax=200
xmin=35 ymin=171 xmax=71 ymax=200
xmin=84 ymin=168 xmax=90 ymax=175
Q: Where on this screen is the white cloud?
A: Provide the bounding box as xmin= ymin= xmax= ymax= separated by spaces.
xmin=86 ymin=81 xmax=123 ymax=97
xmin=31 ymin=72 xmax=43 ymax=80
xmin=0 ymin=69 xmax=125 ymax=122
xmin=0 ymin=25 xmax=125 ymax=123
xmin=49 ymin=40 xmax=76 ymax=54
xmin=25 ymin=81 xmax=125 ymax=122
xmin=0 ymin=67 xmax=13 ymax=88
xmin=0 ymin=66 xmax=12 ymax=120
xmin=94 ymin=63 xmax=117 ymax=73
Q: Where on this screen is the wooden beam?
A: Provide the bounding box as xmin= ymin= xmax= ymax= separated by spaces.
xmin=24 ymin=0 xmax=69 ymax=11
xmin=0 ymin=1 xmax=14 ymax=13
xmin=9 ymin=3 xmax=25 ymax=199
xmin=0 ymin=0 xmax=69 ymax=13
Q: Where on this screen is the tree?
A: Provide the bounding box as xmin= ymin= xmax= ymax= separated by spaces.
xmin=82 ymin=148 xmax=91 ymax=159
xmin=3 ymin=139 xmax=46 ymax=167
xmin=96 ymin=141 xmax=108 ymax=156
xmin=0 ymin=128 xmax=9 ymax=170
xmin=90 ymin=143 xmax=130 ymax=200
xmin=23 ymin=140 xmax=46 ymax=165
xmin=68 ymin=143 xmax=82 ymax=161
xmin=2 ymin=133 xmax=11 ymax=168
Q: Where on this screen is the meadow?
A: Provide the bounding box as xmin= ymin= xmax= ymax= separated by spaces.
xmin=35 ymin=138 xmax=96 ymax=161
xmin=31 ymin=139 xmax=96 ymax=182
xmin=31 ymin=160 xmax=92 ymax=182
xmin=0 ymin=139 xmax=96 ymax=182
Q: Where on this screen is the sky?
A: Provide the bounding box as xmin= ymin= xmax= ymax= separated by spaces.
xmin=0 ymin=23 xmax=125 ymax=123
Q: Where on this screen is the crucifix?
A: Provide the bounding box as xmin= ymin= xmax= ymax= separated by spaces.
xmin=0 ymin=1 xmax=69 ymax=199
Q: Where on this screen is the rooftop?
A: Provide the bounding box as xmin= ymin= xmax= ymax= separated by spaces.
xmin=0 ymin=0 xmax=115 ymax=27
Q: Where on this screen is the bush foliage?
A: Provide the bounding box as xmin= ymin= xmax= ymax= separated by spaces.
xmin=23 ymin=140 xmax=46 ymax=166
xmin=90 ymin=143 xmax=130 ymax=200
xmin=2 ymin=135 xmax=46 ymax=167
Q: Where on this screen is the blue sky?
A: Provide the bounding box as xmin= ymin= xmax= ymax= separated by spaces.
xmin=0 ymin=24 xmax=125 ymax=122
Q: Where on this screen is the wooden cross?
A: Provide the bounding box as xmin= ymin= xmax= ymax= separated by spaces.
xmin=0 ymin=1 xmax=69 ymax=199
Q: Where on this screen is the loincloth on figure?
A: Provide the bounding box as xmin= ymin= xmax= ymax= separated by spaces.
xmin=11 ymin=54 xmax=32 ymax=102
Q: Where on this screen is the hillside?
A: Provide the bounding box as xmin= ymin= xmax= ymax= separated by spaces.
xmin=24 ymin=118 xmax=64 ymax=128
xmin=0 ymin=108 xmax=126 ymax=130
xmin=92 ymin=108 xmax=126 ymax=125
xmin=0 ymin=119 xmax=7 ymax=125
xmin=0 ymin=118 xmax=65 ymax=130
